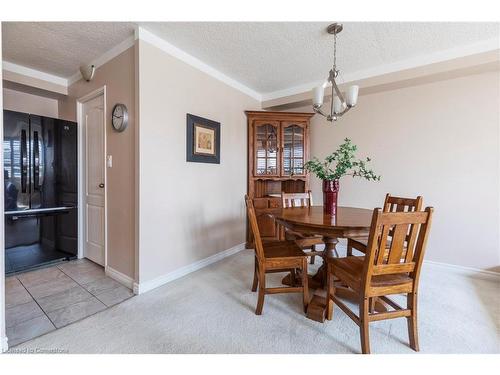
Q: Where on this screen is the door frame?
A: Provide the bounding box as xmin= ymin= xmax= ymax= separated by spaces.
xmin=76 ymin=86 xmax=108 ymax=267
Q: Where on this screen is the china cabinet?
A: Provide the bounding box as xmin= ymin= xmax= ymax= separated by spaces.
xmin=245 ymin=111 xmax=314 ymax=246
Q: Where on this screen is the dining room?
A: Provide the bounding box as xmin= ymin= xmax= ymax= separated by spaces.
xmin=240 ymin=21 xmax=499 ymax=354
xmin=0 ymin=5 xmax=499 ymax=367
xmin=243 ymin=57 xmax=499 ymax=353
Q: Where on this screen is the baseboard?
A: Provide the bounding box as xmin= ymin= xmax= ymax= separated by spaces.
xmin=1 ymin=335 xmax=8 ymax=353
xmin=423 ymin=260 xmax=500 ymax=282
xmin=130 ymin=241 xmax=498 ymax=295
xmin=333 ymin=243 xmax=500 ymax=282
xmin=133 ymin=242 xmax=246 ymax=295
xmin=105 ymin=266 xmax=135 ymax=290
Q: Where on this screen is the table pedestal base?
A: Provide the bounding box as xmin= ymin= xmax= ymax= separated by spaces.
xmin=281 ymin=235 xmax=387 ymax=322
xmin=282 ymin=272 xmax=323 ymax=290
xmin=307 ymin=292 xmax=327 ymax=322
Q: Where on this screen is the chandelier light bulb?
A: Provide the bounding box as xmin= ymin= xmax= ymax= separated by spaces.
xmin=312 ymin=82 xmax=327 ymax=107
xmin=312 ymin=86 xmax=324 ymax=107
xmin=333 ymin=96 xmax=343 ymax=114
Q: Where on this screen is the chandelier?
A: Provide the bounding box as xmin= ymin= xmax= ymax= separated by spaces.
xmin=312 ymin=23 xmax=359 ymax=122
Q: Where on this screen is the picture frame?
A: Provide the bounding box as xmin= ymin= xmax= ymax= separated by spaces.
xmin=186 ymin=113 xmax=221 ymax=164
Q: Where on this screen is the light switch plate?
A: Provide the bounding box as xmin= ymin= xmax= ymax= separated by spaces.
xmin=107 ymin=155 xmax=113 ymax=168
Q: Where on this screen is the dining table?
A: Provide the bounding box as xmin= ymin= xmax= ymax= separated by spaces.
xmin=274 ymin=205 xmax=377 ymax=322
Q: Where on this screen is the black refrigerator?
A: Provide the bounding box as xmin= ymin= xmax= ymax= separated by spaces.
xmin=3 ymin=110 xmax=78 ymax=274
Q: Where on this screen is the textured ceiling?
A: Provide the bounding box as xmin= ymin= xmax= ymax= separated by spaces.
xmin=140 ymin=22 xmax=499 ymax=93
xmin=2 ymin=22 xmax=135 ymax=76
xmin=2 ymin=22 xmax=499 ymax=94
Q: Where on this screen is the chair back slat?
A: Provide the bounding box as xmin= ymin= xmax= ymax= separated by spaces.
xmin=282 ymin=191 xmax=313 ymax=208
xmin=245 ymin=195 xmax=265 ymax=261
xmin=363 ymin=207 xmax=433 ymax=291
xmin=375 ymin=225 xmax=391 ymax=264
xmin=386 ymin=223 xmax=409 ymax=264
xmin=382 ymin=194 xmax=422 ymax=240
xmin=404 ymin=220 xmax=420 ymax=263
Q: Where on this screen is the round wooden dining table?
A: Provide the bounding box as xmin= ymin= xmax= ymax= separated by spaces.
xmin=274 ymin=205 xmax=373 ymax=322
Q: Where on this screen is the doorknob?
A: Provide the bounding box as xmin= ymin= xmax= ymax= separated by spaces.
xmin=99 ymin=183 xmax=105 ymax=188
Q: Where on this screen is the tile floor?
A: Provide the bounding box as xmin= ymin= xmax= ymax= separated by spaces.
xmin=5 ymin=258 xmax=134 ymax=346
xmin=5 ymin=244 xmax=73 ymax=274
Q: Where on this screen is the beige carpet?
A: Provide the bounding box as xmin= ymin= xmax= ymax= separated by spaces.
xmin=9 ymin=247 xmax=500 ymax=354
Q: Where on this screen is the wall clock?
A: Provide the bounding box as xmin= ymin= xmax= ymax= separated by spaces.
xmin=112 ymin=104 xmax=128 ymax=132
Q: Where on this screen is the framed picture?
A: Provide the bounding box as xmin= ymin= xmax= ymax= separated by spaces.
xmin=186 ymin=113 xmax=220 ymax=164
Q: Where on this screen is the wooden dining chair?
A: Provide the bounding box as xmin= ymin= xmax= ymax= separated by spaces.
xmin=281 ymin=191 xmax=324 ymax=264
xmin=347 ymin=194 xmax=423 ymax=256
xmin=245 ymin=195 xmax=309 ymax=315
xmin=326 ymin=206 xmax=434 ymax=354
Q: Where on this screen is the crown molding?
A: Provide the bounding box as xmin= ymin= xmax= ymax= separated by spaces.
xmin=262 ymin=37 xmax=500 ymax=102
xmin=2 ymin=61 xmax=68 ymax=87
xmin=261 ymin=80 xmax=328 ymax=102
xmin=135 ymin=27 xmax=262 ymax=102
xmin=68 ymin=35 xmax=136 ymax=86
xmin=3 ymin=30 xmax=497 ymax=105
xmin=2 ymin=35 xmax=136 ymax=91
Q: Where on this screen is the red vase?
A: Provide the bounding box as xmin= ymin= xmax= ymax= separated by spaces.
xmin=322 ymin=180 xmax=340 ymax=215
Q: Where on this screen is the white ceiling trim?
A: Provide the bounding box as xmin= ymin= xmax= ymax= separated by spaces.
xmin=2 ymin=35 xmax=136 ymax=91
xmin=2 ymin=60 xmax=68 ymax=86
xmin=67 ymin=34 xmax=136 ymax=85
xmin=3 ymin=28 xmax=498 ymax=103
xmin=261 ymin=36 xmax=500 ymax=101
xmin=135 ymin=27 xmax=262 ymax=101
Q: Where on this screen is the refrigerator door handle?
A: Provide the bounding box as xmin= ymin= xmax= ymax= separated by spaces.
xmin=20 ymin=129 xmax=28 ymax=193
xmin=33 ymin=130 xmax=40 ymax=190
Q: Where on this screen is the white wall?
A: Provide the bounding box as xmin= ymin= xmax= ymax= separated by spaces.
xmin=137 ymin=39 xmax=260 ymax=284
xmin=297 ymin=70 xmax=500 ymax=272
xmin=3 ymin=87 xmax=58 ymax=118
xmin=59 ymin=47 xmax=136 ymax=280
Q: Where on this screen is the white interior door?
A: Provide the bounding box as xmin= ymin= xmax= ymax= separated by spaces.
xmin=82 ymin=94 xmax=105 ymax=266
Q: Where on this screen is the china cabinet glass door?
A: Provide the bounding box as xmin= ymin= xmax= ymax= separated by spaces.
xmin=281 ymin=122 xmax=306 ymax=176
xmin=254 ymin=121 xmax=279 ymax=176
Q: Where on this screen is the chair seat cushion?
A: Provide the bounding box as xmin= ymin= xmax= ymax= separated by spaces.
xmin=263 ymin=240 xmax=307 ymax=259
xmin=329 ymin=256 xmax=412 ymax=290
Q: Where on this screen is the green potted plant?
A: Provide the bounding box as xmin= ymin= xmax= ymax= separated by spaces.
xmin=304 ymin=138 xmax=380 ymax=214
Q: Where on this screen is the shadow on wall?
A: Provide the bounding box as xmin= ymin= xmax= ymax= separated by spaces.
xmin=181 ymin=204 xmax=246 ymax=260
